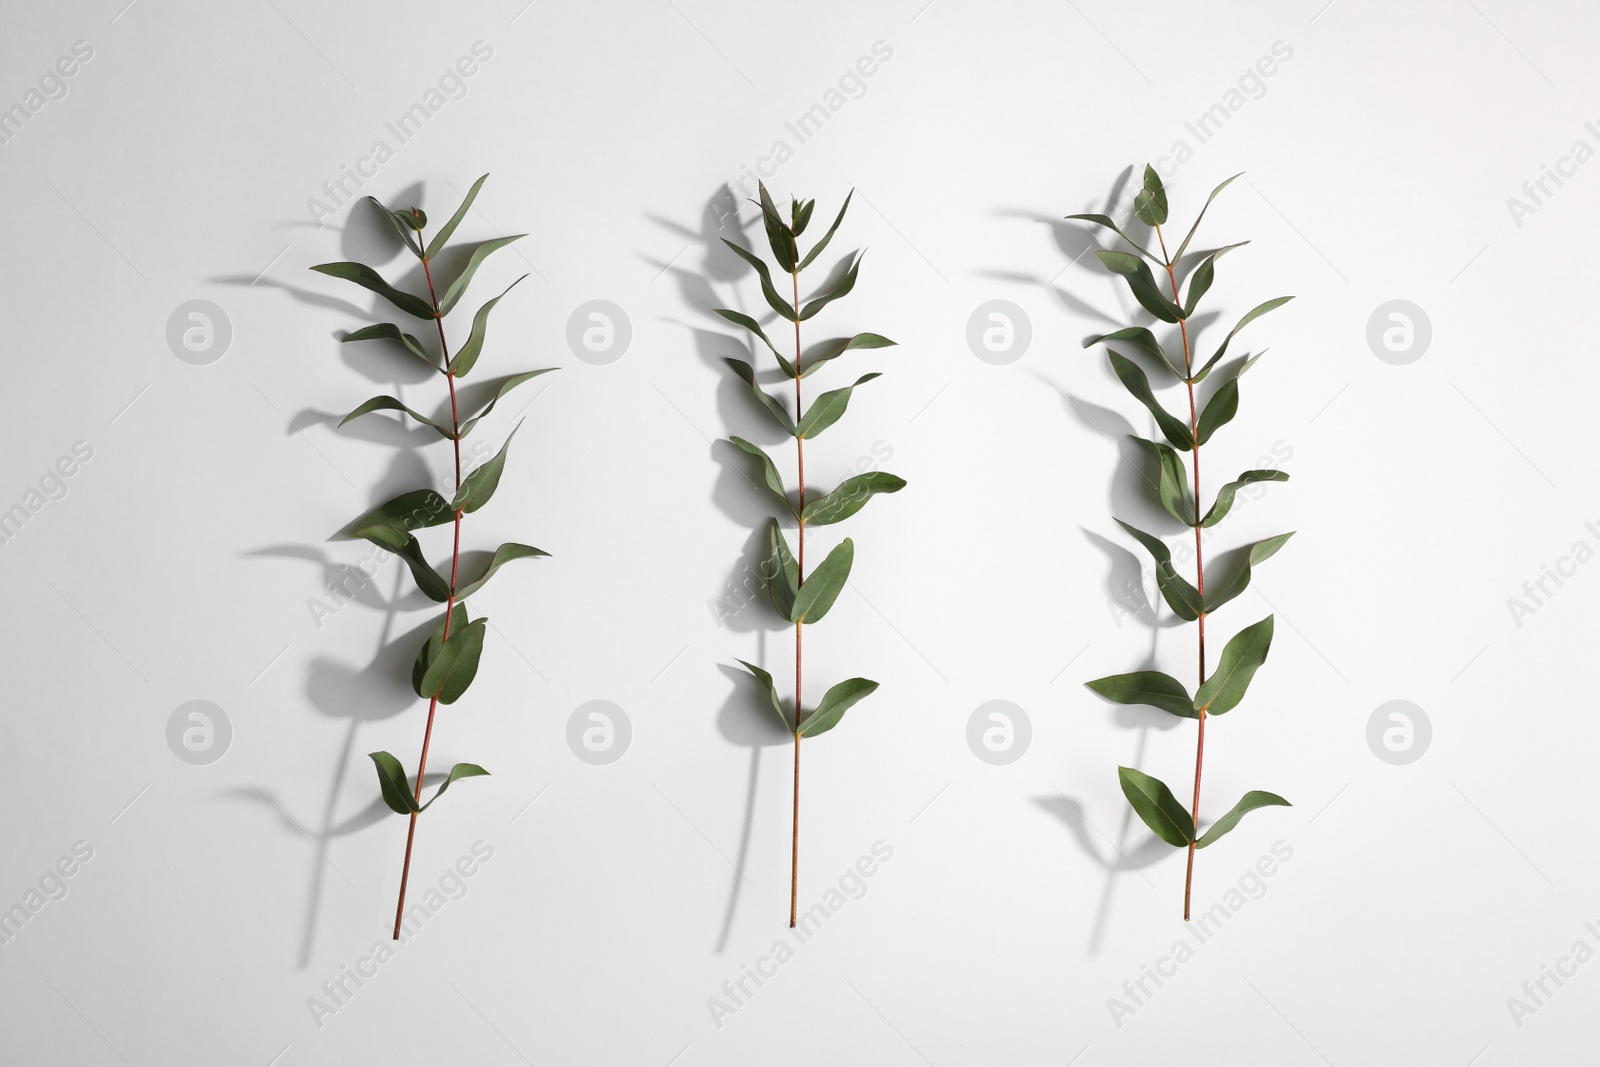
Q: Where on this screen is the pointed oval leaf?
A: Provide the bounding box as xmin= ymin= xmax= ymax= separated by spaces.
xmin=438 ymin=235 xmax=524 ymax=316
xmin=797 ymin=190 xmax=853 ymax=271
xmin=426 ymin=173 xmax=488 ymax=259
xmin=724 ymin=358 xmax=796 ymax=434
xmin=453 ymin=423 xmax=520 ymax=514
xmin=1193 ymin=615 xmax=1275 ymax=715
xmin=1201 ymin=470 xmax=1288 ymax=528
xmin=1118 ymin=766 xmax=1194 ymax=846
xmin=1129 ymin=436 xmax=1194 ymax=525
xmin=1085 ymin=326 xmax=1182 ymax=379
xmin=1095 ymin=251 xmax=1183 ymax=323
xmin=311 ymin=262 xmax=435 ymax=320
xmin=455 ymin=543 xmax=549 ymax=600
xmin=1086 ymin=671 xmax=1196 ymax=719
xmin=1204 ymin=533 xmax=1294 ymax=613
xmin=801 ymin=471 xmax=906 ymax=526
xmin=1195 ymin=378 xmax=1239 ymax=446
xmin=714 ymin=308 xmax=781 ymax=358
xmin=368 ymin=751 xmax=419 ymax=814
xmin=736 ymin=658 xmax=792 ymax=732
xmin=1173 ymin=172 xmax=1243 ymax=262
xmin=355 ymin=525 xmax=452 ymax=602
xmin=727 ymin=437 xmax=794 ymax=515
xmin=420 ymin=762 xmax=491 ymax=811
xmin=1196 ymin=790 xmax=1291 ymax=848
xmin=343 ymin=322 xmax=438 ymax=372
xmin=723 ymin=239 xmax=798 ymax=322
xmin=1182 ymin=242 xmax=1248 ymax=317
xmin=798 ymin=677 xmax=879 ymax=737
xmin=1109 ymin=353 xmax=1192 ymax=450
xmin=1133 ymin=164 xmax=1168 ymax=226
xmin=790 ymin=537 xmax=853 ymax=624
xmin=459 ymin=369 xmax=558 ymax=438
xmin=420 ymin=618 xmax=487 ymax=704
xmin=449 ymin=276 xmax=527 ymax=377
xmin=340 ymin=395 xmax=451 ymax=438
xmin=1064 ymin=212 xmax=1157 ymax=261
xmin=798 ymin=253 xmax=862 ymax=320
xmin=1115 ymin=519 xmax=1202 ymax=620
xmin=766 ymin=520 xmax=800 ymax=621
xmin=799 ymin=332 xmax=896 ymax=379
xmin=796 ymin=373 xmax=879 ymax=439
xmin=413 ymin=602 xmax=469 ymax=697
xmin=366 ymin=196 xmax=422 ymax=257
xmin=1209 ymin=296 xmax=1294 ymax=366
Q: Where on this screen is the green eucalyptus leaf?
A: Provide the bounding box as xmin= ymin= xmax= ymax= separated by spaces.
xmin=1086 ymin=671 xmax=1196 ymax=719
xmin=310 ymin=262 xmax=435 ymax=320
xmin=1193 ymin=615 xmax=1274 ymax=715
xmin=1115 ymin=519 xmax=1202 ymax=621
xmin=352 ymin=489 xmax=454 ymax=535
xmin=438 ymin=235 xmax=524 ymax=316
xmin=798 ymin=253 xmax=862 ymax=320
xmin=1118 ymin=766 xmax=1194 ymax=847
xmin=367 ymin=197 xmax=422 ymax=257
xmin=1202 ymin=470 xmax=1288 ymax=528
xmin=355 ymin=525 xmax=452 ymax=602
xmin=1208 ymin=296 xmax=1293 ymax=367
xmin=800 ymin=332 xmax=896 ymax=378
xmin=458 ymin=369 xmax=558 ymax=438
xmin=1173 ymin=172 xmax=1242 ymax=262
xmin=419 ymin=617 xmax=488 ymax=704
xmin=801 ymin=472 xmax=905 ymax=526
xmin=736 ymin=658 xmax=791 ymax=732
xmin=455 ymin=543 xmax=549 ymax=599
xmin=340 ymin=395 xmax=451 ymax=438
xmin=449 ymin=276 xmax=527 ymax=377
xmin=413 ymin=602 xmax=469 ymax=697
xmin=796 ymin=373 xmax=879 ymax=439
xmin=1133 ymin=164 xmax=1168 ymax=226
xmin=1196 ymin=790 xmax=1290 ymax=848
xmin=1085 ymin=326 xmax=1183 ymax=379
xmin=714 ymin=308 xmax=781 ymax=358
xmin=796 ymin=190 xmax=852 ymax=271
xmin=1095 ymin=250 xmax=1183 ymax=323
xmin=342 ymin=323 xmax=438 ymax=372
xmin=1063 ymin=212 xmax=1157 ymax=261
xmin=1108 ymin=352 xmax=1193 ymax=450
xmin=452 ymin=424 xmax=520 ymax=514
xmin=724 ymin=358 xmax=796 ymax=434
xmin=395 ymin=207 xmax=427 ymax=231
xmin=798 ymin=677 xmax=878 ymax=737
xmin=1129 ymin=436 xmax=1194 ymax=526
xmin=791 ymin=538 xmax=853 ymax=624
xmin=1195 ymin=378 xmax=1239 ymax=446
xmin=369 ymin=751 xmax=419 ymax=814
xmin=727 ymin=437 xmax=795 ymax=515
xmin=420 ymin=762 xmax=490 ymax=811
xmin=426 ymin=173 xmax=488 ymax=259
xmin=1203 ymin=533 xmax=1294 ymax=613
xmin=723 ymin=239 xmax=798 ymax=322
xmin=793 ymin=198 xmax=816 ymax=236
xmin=1182 ymin=242 xmax=1248 ymax=317
xmin=766 ymin=520 xmax=800 ymax=621
xmin=757 ymin=183 xmax=797 ymax=271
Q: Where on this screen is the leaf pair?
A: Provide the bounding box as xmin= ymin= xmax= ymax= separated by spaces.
xmin=1087 ymin=615 xmax=1275 ymax=719
xmin=726 ymin=439 xmax=905 ymax=524
xmin=369 ymin=751 xmax=490 ymax=815
xmin=735 ymin=660 xmax=878 ymax=737
xmin=1118 ymin=766 xmax=1288 ymax=849
xmin=766 ymin=521 xmax=852 ymax=624
xmin=723 ymin=361 xmax=880 ymax=439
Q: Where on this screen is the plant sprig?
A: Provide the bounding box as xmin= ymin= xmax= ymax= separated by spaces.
xmin=311 ymin=174 xmax=556 ymax=939
xmin=1074 ymin=166 xmax=1294 ymax=919
xmin=716 ymin=183 xmax=905 ymax=927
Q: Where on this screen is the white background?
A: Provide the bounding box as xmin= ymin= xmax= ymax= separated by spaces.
xmin=1 ymin=0 xmax=1595 ymax=1062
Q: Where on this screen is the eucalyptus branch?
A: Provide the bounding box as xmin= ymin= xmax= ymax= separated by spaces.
xmin=1073 ymin=166 xmax=1295 ymax=919
xmin=715 ymin=183 xmax=904 ymax=927
xmin=311 ymin=175 xmax=556 ymax=938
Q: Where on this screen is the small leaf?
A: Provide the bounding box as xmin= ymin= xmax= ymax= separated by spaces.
xmin=801 ymin=471 xmax=906 ymax=526
xmin=798 ymin=677 xmax=879 ymax=737
xmin=310 ymin=262 xmax=434 ymax=320
xmin=1201 ymin=470 xmax=1288 ymax=528
xmin=1064 ymin=212 xmax=1157 ymax=261
xmin=395 ymin=207 xmax=427 ymax=231
xmin=1132 ymin=163 xmax=1168 ymax=227
xmin=1118 ymin=766 xmax=1194 ymax=847
xmin=355 ymin=526 xmax=452 ymax=601
xmin=766 ymin=520 xmax=799 ymax=620
xmin=1108 ymin=353 xmax=1193 ymax=450
xmin=790 ymin=538 xmax=853 ymax=624
xmin=1193 ymin=615 xmax=1275 ymax=715
xmin=1207 ymin=296 xmax=1294 ymax=368
xmin=1182 ymin=242 xmax=1248 ymax=317
xmin=724 ymin=358 xmax=796 ymax=434
xmin=1204 ymin=533 xmax=1294 ymax=613
xmin=366 ymin=196 xmax=421 ymax=257
xmin=1195 ymin=378 xmax=1239 ymax=446
xmin=1173 ymin=172 xmax=1242 ymax=263
xmin=420 ymin=763 xmax=491 ymax=811
xmin=792 ymin=198 xmax=816 ymax=236
xmin=798 ymin=253 xmax=862 ymax=320
xmin=1086 ymin=671 xmax=1196 ymax=719
xmin=340 ymin=395 xmax=451 ymax=438
xmin=458 ymin=369 xmax=558 ymax=438
xmin=727 ymin=437 xmax=795 ymax=515
xmin=343 ymin=323 xmax=437 ymax=372
xmin=723 ymin=239 xmax=798 ymax=322
xmin=799 ymin=332 xmax=896 ymax=379
xmin=757 ymin=182 xmax=797 ymax=272
xmin=1196 ymin=790 xmax=1291 ymax=848
xmin=426 ymin=173 xmax=488 ymax=259
xmin=1085 ymin=326 xmax=1182 ymax=379
xmin=1115 ymin=519 xmax=1202 ymax=620
xmin=352 ymin=489 xmax=454 ymax=535
xmin=449 ymin=276 xmax=527 ymax=377
xmin=736 ymin=659 xmax=791 ymax=732
xmin=369 ymin=751 xmax=420 ymax=814
xmin=413 ymin=602 xmax=469 ymax=697
xmin=452 ymin=424 xmax=520 ymax=514
xmin=455 ymin=543 xmax=549 ymax=599
xmin=796 ymin=373 xmax=880 ymax=439
xmin=713 ymin=308 xmax=780 ymax=358
xmin=419 ymin=618 xmax=488 ymax=704
xmin=439 ymin=236 xmax=524 ymax=316
xmin=797 ymin=190 xmax=852 ymax=271
xmin=1129 ymin=436 xmax=1194 ymax=526
xmin=1095 ymin=250 xmax=1183 ymax=323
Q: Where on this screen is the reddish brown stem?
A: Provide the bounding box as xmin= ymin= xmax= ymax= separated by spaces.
xmin=1157 ymin=225 xmax=1207 ymax=922
xmin=392 ymin=233 xmax=465 ymax=940
xmin=790 ymin=267 xmax=804 ymax=929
